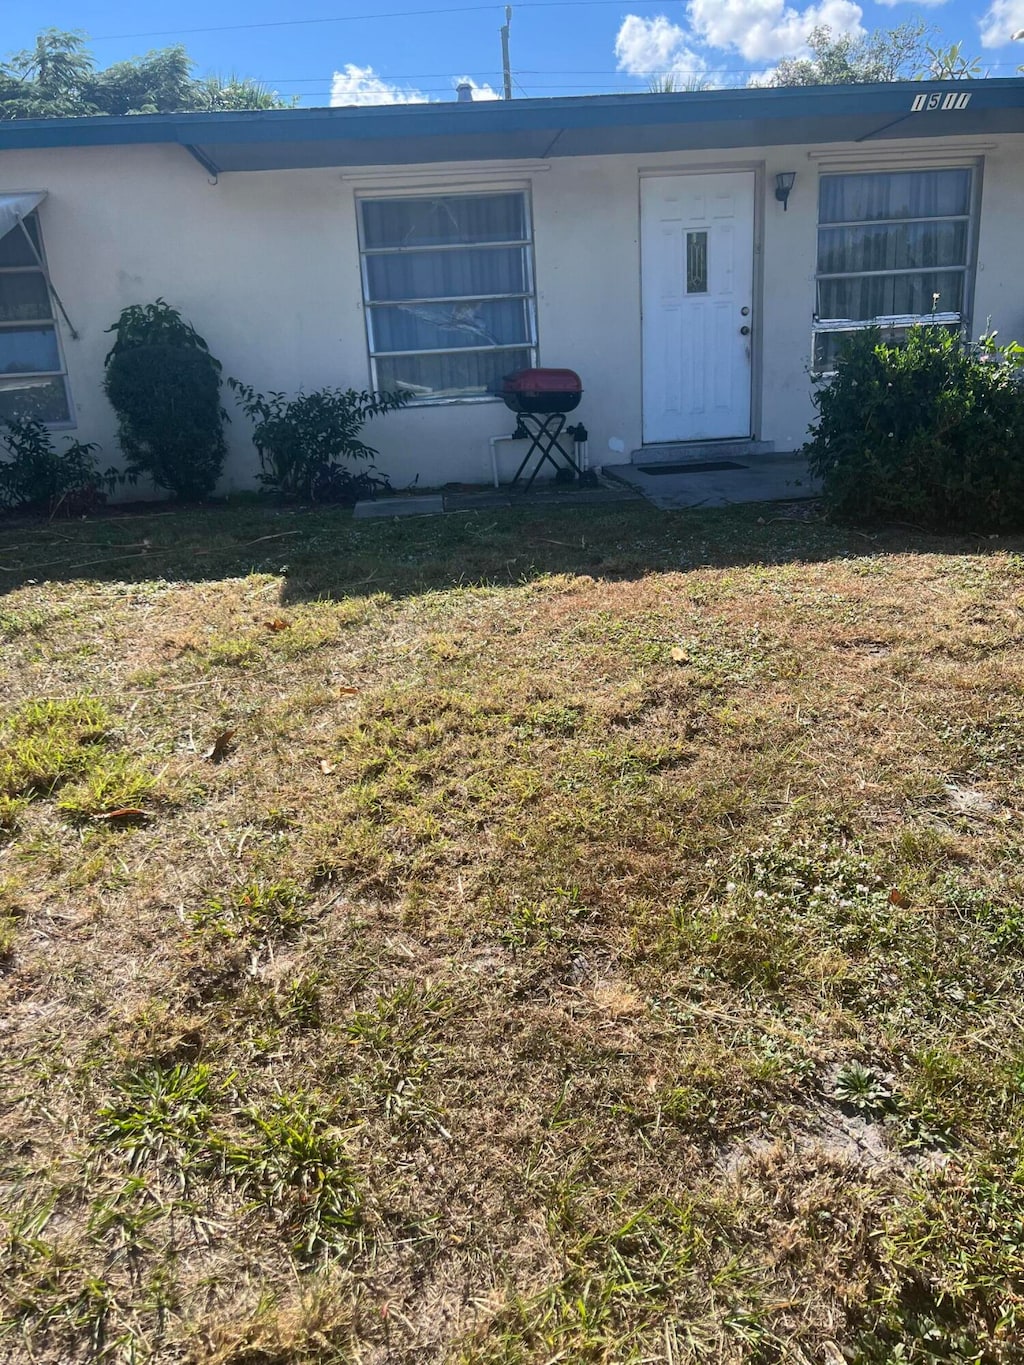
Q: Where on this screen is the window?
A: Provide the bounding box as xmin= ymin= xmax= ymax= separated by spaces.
xmin=813 ymin=168 xmax=974 ymax=372
xmin=0 ymin=214 xmax=72 ymax=424
xmin=686 ymin=231 xmax=708 ymax=294
xmin=359 ymin=191 xmax=536 ymax=401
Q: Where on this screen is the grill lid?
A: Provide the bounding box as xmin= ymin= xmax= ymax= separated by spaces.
xmin=499 ymin=367 xmax=583 ymax=396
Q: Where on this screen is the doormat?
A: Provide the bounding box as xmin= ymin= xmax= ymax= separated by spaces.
xmin=635 ymin=460 xmax=749 ymax=475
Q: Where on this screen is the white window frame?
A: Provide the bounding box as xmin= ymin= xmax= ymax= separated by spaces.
xmin=356 ymin=187 xmax=538 ymax=406
xmin=811 ymin=164 xmax=979 ymax=375
xmin=0 ymin=211 xmax=75 ymax=429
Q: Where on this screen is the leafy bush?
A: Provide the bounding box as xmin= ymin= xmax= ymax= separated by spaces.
xmin=806 ymin=326 xmax=1024 ymax=530
xmin=0 ymin=417 xmax=108 ymax=516
xmin=229 ymin=381 xmax=408 ymax=503
xmin=104 ymin=300 xmax=227 ymax=501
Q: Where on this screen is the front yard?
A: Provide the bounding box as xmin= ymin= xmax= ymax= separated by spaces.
xmin=2 ymin=499 xmax=1024 ymax=1363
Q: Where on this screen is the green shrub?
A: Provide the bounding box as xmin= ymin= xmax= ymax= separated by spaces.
xmin=0 ymin=417 xmax=107 ymax=516
xmin=104 ymin=300 xmax=227 ymax=501
xmin=229 ymin=381 xmax=407 ymax=503
xmin=805 ymin=326 xmax=1024 ymax=530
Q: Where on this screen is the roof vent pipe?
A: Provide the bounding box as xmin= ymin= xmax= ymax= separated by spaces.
xmin=456 ymin=81 xmax=473 ymax=103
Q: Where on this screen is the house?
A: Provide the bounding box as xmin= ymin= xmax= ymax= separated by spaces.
xmin=1 ymin=80 xmax=1023 ymax=491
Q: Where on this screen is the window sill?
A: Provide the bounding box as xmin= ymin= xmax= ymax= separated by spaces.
xmin=397 ymin=394 xmax=508 ymax=409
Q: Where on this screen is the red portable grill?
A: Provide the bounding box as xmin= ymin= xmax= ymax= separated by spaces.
xmin=499 ymin=368 xmax=583 ymax=416
xmin=498 ymin=368 xmax=585 ymax=489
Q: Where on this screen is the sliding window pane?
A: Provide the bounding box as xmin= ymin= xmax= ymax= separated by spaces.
xmin=0 ymin=218 xmax=42 ymax=268
xmin=817 ymin=220 xmax=968 ymax=274
xmin=819 ymin=169 xmax=971 ymax=224
xmin=362 ymin=194 xmax=526 ymax=249
xmin=0 ymin=272 xmax=52 ymax=322
xmin=0 ymin=325 xmax=61 ymax=374
xmin=376 ymin=347 xmax=532 ymax=399
xmin=0 ymin=375 xmax=70 ymax=423
xmin=817 ymin=270 xmax=965 ymax=322
xmin=364 ymin=246 xmax=528 ymax=302
xmin=368 ymin=297 xmax=533 ymax=353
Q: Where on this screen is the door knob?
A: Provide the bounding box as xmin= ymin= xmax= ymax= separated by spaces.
xmin=740 ymin=325 xmax=751 ymax=335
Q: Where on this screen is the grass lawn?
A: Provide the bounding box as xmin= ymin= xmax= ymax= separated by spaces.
xmin=2 ymin=498 xmax=1024 ymax=1364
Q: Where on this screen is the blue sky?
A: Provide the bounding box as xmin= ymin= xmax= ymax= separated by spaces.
xmin=5 ymin=0 xmax=1024 ymax=105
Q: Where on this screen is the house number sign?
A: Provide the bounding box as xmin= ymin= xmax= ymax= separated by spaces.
xmin=911 ymin=92 xmax=972 ymax=112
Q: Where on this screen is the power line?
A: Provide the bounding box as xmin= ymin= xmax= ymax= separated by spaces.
xmin=258 ymin=58 xmax=1024 ymax=88
xmin=93 ymin=0 xmax=672 ymax=44
xmin=265 ymin=68 xmax=759 ymax=81
xmin=278 ymin=81 xmax=750 ymax=93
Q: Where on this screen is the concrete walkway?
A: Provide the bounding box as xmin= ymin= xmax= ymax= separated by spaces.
xmin=351 ymin=454 xmax=819 ymax=519
xmin=601 ymin=451 xmax=820 ymax=509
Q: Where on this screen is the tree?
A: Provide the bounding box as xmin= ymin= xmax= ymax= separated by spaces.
xmin=0 ymin=29 xmax=293 ymax=118
xmin=923 ymin=41 xmax=984 ymax=80
xmin=0 ymin=30 xmax=95 ymax=117
xmin=647 ymin=73 xmax=712 ymax=93
xmin=767 ymin=21 xmax=934 ymax=86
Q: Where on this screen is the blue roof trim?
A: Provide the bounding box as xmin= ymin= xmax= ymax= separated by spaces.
xmin=1 ymin=79 xmax=1021 ymax=171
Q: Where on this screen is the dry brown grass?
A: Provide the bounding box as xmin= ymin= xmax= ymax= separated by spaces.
xmin=1 ymin=499 xmax=1024 ymax=1363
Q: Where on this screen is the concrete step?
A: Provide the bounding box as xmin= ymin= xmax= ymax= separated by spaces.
xmin=630 ymin=439 xmax=775 ymax=467
xmin=600 ymin=453 xmax=819 ymax=510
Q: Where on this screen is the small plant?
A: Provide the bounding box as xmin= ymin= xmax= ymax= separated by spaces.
xmin=345 ymin=981 xmax=452 ymax=1057
xmin=833 ymin=1060 xmax=893 ymax=1114
xmin=229 ymin=380 xmax=408 ymax=503
xmin=0 ymin=417 xmax=109 ymax=516
xmin=190 ymin=878 xmax=308 ymax=945
xmin=806 ymin=325 xmax=1024 ymax=530
xmin=96 ymin=1063 xmax=216 ymax=1172
xmin=104 ymin=299 xmax=227 ymax=501
xmin=273 ymin=972 xmax=323 ymax=1030
xmin=647 ymin=72 xmax=712 ymax=92
xmin=220 ymin=1097 xmax=361 ymax=1259
xmin=0 ymin=794 xmax=26 ymax=836
xmin=56 ymin=752 xmax=158 ymax=819
xmin=0 ymin=878 xmax=23 ymax=965
xmin=0 ymin=696 xmax=110 ymax=799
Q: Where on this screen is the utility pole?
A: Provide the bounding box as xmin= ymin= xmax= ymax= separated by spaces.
xmin=501 ymin=6 xmax=513 ymax=100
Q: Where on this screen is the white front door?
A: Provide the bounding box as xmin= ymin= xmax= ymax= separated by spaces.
xmin=641 ymin=171 xmax=755 ymax=444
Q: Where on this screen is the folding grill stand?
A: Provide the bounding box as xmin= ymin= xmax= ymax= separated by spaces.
xmin=509 ymin=412 xmax=583 ymax=491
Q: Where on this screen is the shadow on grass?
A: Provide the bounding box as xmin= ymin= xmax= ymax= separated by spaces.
xmin=0 ymin=496 xmax=1019 ymax=603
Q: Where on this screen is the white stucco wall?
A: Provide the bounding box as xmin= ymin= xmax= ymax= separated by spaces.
xmin=2 ymin=130 xmax=1022 ymax=491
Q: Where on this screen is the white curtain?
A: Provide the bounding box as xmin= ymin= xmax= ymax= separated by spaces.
xmin=818 ymin=170 xmax=970 ymax=224
xmin=818 ymin=270 xmax=965 ymax=322
xmin=362 ymin=193 xmax=526 ymax=249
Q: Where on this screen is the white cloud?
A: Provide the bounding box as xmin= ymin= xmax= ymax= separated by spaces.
xmin=331 ymin=64 xmax=426 ymax=106
xmin=330 ymin=65 xmax=501 ymax=106
xmin=615 ymin=2 xmax=866 ymax=78
xmin=876 ymin=0 xmax=947 ymax=7
xmin=979 ymin=0 xmax=1024 ymax=46
xmin=455 ymin=76 xmax=501 ymax=100
xmin=615 ymin=15 xmax=708 ymax=77
xmin=687 ymin=0 xmax=865 ymax=62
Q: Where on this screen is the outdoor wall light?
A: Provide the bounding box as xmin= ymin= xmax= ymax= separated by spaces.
xmin=775 ymin=171 xmax=797 ymax=211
